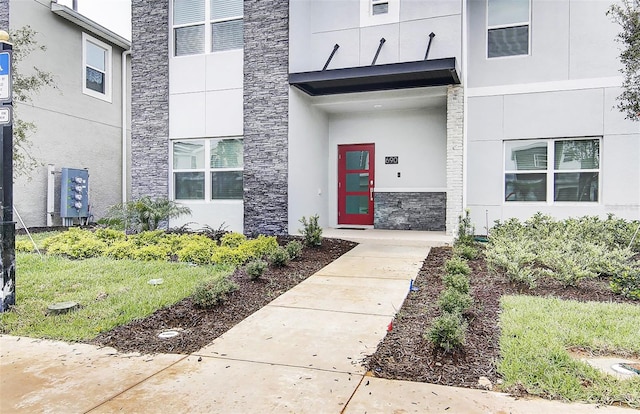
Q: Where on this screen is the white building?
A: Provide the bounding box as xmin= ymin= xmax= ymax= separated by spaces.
xmin=3 ymin=0 xmax=130 ymax=228
xmin=130 ymin=0 xmax=639 ymax=236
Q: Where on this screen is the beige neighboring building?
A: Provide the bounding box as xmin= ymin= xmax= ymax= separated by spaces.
xmin=1 ymin=0 xmax=130 ymax=228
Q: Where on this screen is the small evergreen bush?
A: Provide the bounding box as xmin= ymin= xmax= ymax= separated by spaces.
xmin=299 ymin=215 xmax=322 ymax=246
xmin=220 ymin=232 xmax=247 ymax=248
xmin=94 ymin=228 xmax=126 ymax=245
xmin=269 ymin=246 xmax=290 ymax=267
xmin=192 ymin=276 xmax=238 ymax=308
xmin=454 ymin=244 xmax=478 ymax=260
xmin=245 ymin=260 xmax=267 ymax=280
xmin=285 ymin=240 xmax=303 ymax=260
xmin=611 ymin=266 xmax=640 ymax=300
xmin=176 ymin=235 xmax=217 ymax=264
xmin=104 ymin=240 xmax=137 ymax=260
xmin=442 ymin=273 xmax=470 ymax=294
xmin=437 ymin=287 xmax=473 ymax=314
xmin=15 ymin=239 xmax=34 ymax=253
xmin=455 ymin=209 xmax=476 ymax=247
xmin=133 ymin=245 xmax=170 ymax=261
xmin=444 ymin=256 xmax=471 ymax=276
xmin=427 ymin=312 xmax=467 ymax=352
xmin=42 ymin=228 xmax=106 ymax=259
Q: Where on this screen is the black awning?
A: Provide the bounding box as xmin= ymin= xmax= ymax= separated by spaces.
xmin=289 ymin=58 xmax=460 ymax=96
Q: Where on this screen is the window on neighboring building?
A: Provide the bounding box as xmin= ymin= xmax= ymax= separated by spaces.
xmin=371 ymin=0 xmax=389 ymax=15
xmin=173 ymin=0 xmax=243 ymax=56
xmin=505 ymin=138 xmax=600 ymax=203
xmin=487 ymin=0 xmax=530 ymax=58
xmin=82 ymin=33 xmax=112 ymax=101
xmin=172 ymin=138 xmax=244 ymax=200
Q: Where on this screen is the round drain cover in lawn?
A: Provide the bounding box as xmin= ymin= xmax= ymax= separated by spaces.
xmin=47 ymin=301 xmax=80 ymax=315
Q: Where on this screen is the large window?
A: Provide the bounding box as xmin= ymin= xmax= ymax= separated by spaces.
xmin=82 ymin=33 xmax=112 ymax=101
xmin=505 ymin=138 xmax=600 ymax=203
xmin=173 ymin=138 xmax=243 ymax=200
xmin=487 ymin=0 xmax=530 ymax=58
xmin=173 ymin=0 xmax=243 ymax=56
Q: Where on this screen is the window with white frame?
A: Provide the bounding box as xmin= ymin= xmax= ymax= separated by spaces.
xmin=360 ymin=0 xmax=398 ymax=26
xmin=173 ymin=0 xmax=243 ymax=56
xmin=504 ymin=138 xmax=600 ymax=203
xmin=487 ymin=0 xmax=530 ymax=58
xmin=82 ymin=33 xmax=112 ymax=101
xmin=173 ymin=138 xmax=244 ymax=200
xmin=372 ymin=0 xmax=389 ymax=15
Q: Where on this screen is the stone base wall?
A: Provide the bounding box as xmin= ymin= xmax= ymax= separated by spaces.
xmin=446 ymin=85 xmax=464 ymax=236
xmin=243 ymin=0 xmax=290 ymax=235
xmin=130 ymin=0 xmax=169 ymax=200
xmin=374 ymin=192 xmax=446 ymax=231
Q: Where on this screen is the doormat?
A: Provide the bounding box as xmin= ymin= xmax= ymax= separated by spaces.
xmin=336 ymin=227 xmax=367 ymax=230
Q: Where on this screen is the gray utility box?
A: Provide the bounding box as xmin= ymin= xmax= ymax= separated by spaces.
xmin=60 ymin=168 xmax=89 ymax=218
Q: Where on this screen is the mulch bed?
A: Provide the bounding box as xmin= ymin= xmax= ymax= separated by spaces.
xmin=90 ymin=237 xmax=357 ymax=354
xmin=91 ymin=239 xmax=637 ymax=390
xmin=365 ymin=246 xmax=639 ymax=390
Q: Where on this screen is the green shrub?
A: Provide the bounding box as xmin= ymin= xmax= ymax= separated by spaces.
xmin=455 ymin=208 xmax=476 ymax=247
xmin=210 ymin=246 xmax=246 ymax=266
xmin=299 ymin=215 xmax=322 ymax=246
xmin=192 ymin=276 xmax=238 ymax=308
xmin=130 ymin=230 xmax=167 ymax=247
xmin=104 ymin=240 xmax=137 ymax=260
xmin=285 ymin=240 xmax=303 ymax=260
xmin=444 ymin=256 xmax=471 ymax=276
xmin=94 ymin=228 xmax=126 ymax=245
xmin=269 ymin=246 xmax=290 ymax=267
xmin=132 ymin=245 xmax=170 ymax=261
xmin=15 ymin=239 xmax=35 ymax=253
xmin=240 ymin=235 xmax=279 ymax=258
xmin=437 ymin=287 xmax=473 ymax=314
xmin=427 ymin=312 xmax=467 ymax=352
xmin=611 ymin=266 xmax=640 ymax=300
xmin=220 ymin=232 xmax=247 ymax=248
xmin=453 ymin=244 xmax=478 ymax=260
xmin=442 ymin=273 xmax=470 ymax=294
xmin=176 ymin=235 xmax=217 ymax=264
xmin=42 ymin=228 xmax=106 ymax=259
xmin=245 ymin=260 xmax=267 ymax=280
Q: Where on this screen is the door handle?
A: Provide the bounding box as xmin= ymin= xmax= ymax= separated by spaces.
xmin=370 ymin=187 xmax=374 ymax=201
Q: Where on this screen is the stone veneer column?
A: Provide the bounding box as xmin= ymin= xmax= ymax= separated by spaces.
xmin=130 ymin=1 xmax=169 ymax=200
xmin=0 ymin=0 xmax=8 ymax=30
xmin=446 ymin=85 xmax=464 ymax=236
xmin=243 ymin=0 xmax=289 ymax=235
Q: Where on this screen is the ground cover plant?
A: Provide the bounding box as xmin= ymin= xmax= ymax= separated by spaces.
xmin=367 ymin=214 xmax=640 ymax=409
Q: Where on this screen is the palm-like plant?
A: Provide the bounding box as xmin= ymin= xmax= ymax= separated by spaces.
xmin=100 ymin=197 xmax=191 ymax=232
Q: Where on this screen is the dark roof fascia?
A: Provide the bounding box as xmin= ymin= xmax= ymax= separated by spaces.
xmin=289 ymin=57 xmax=460 ymax=96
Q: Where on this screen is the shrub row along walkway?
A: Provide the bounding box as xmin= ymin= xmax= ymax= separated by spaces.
xmin=1 ymin=232 xmax=636 ymax=413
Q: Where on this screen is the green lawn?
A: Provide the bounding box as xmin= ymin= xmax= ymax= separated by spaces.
xmin=0 ymin=252 xmax=232 ymax=341
xmin=499 ymin=295 xmax=640 ymax=408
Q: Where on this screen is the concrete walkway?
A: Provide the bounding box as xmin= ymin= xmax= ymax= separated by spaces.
xmin=1 ymin=231 xmax=637 ymax=413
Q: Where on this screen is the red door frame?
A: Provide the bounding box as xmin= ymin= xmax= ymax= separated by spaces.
xmin=338 ymin=143 xmax=375 ymax=225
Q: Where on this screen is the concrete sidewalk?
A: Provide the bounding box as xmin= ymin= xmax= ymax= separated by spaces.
xmin=1 ymin=234 xmax=637 ymax=413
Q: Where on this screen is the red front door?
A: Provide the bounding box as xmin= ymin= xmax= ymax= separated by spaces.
xmin=338 ymin=144 xmax=375 ymax=225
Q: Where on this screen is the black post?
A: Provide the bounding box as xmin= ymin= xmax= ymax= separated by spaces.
xmin=0 ymin=37 xmax=15 ymax=313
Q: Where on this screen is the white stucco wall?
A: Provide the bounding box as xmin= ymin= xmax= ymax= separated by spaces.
xmin=287 ymin=88 xmax=330 ymax=233
xmin=289 ymin=0 xmax=462 ymax=73
xmin=464 ymin=0 xmax=640 ymax=233
xmin=11 ymin=0 xmax=129 ymax=227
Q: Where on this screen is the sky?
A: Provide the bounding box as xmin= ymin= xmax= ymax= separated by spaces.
xmin=57 ymin=0 xmax=132 ymax=40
